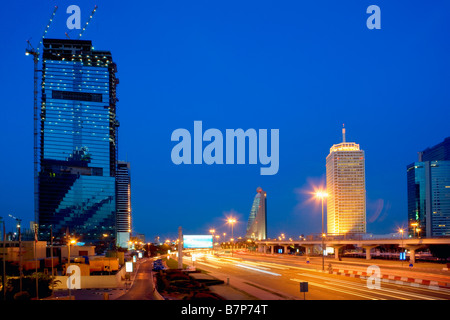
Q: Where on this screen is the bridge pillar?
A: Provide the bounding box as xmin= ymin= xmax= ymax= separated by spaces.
xmin=362 ymin=245 xmax=378 ymax=260
xmin=283 ymin=245 xmax=289 ymax=254
xmin=331 ymin=245 xmax=344 ymax=260
xmin=301 ymin=244 xmax=315 ymax=257
xmin=271 ymin=245 xmax=274 ymax=255
xmin=401 ymin=245 xmax=425 ymax=264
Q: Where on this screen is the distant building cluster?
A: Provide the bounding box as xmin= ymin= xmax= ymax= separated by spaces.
xmin=407 ymin=137 xmax=450 ymax=238
xmin=244 ymin=127 xmax=449 ymax=240
xmin=30 ymin=38 xmax=448 ymax=245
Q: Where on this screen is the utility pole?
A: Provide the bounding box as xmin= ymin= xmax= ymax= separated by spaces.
xmin=25 ymin=5 xmax=58 ymax=226
xmin=9 ymin=214 xmax=22 ymax=292
xmin=34 ymin=223 xmax=39 ymax=300
xmin=177 ymin=227 xmax=183 ymax=269
xmin=0 ymin=217 xmax=6 ymax=300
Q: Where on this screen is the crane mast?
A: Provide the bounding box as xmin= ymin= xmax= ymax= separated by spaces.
xmin=25 ymin=6 xmax=58 ymax=227
xmin=78 ymin=5 xmax=98 ymax=39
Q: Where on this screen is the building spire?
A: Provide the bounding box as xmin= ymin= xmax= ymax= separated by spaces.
xmin=342 ymin=123 xmax=346 ymax=142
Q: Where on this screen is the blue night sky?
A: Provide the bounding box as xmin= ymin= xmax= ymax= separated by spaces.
xmin=0 ymin=1 xmax=449 ymax=241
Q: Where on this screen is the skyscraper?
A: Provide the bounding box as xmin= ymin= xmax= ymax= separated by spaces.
xmin=407 ymin=137 xmax=450 ymax=238
xmin=38 ymin=39 xmax=119 ymax=244
xmin=116 ymin=161 xmax=132 ymax=248
xmin=326 ymin=126 xmax=366 ymax=235
xmin=245 ymin=187 xmax=267 ymax=240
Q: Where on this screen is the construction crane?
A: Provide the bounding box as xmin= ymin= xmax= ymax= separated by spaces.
xmin=78 ymin=5 xmax=98 ymax=39
xmin=25 ymin=6 xmax=58 ymax=226
xmin=64 ymin=5 xmax=98 ymax=39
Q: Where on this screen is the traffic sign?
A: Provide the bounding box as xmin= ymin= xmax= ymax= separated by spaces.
xmin=300 ymin=282 xmax=308 ymax=292
xmin=300 ymin=282 xmax=308 ymax=300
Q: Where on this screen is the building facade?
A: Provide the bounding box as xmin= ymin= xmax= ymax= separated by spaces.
xmin=245 ymin=187 xmax=267 ymax=240
xmin=407 ymin=137 xmax=450 ymax=237
xmin=326 ymin=127 xmax=366 ymax=235
xmin=38 ymin=39 xmax=119 ymax=244
xmin=116 ymin=161 xmax=132 ymax=248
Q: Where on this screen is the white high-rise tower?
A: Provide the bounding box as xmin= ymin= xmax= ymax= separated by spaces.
xmin=326 ymin=125 xmax=366 ymax=235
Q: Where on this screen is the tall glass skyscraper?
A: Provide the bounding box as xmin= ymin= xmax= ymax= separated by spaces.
xmin=38 ymin=39 xmax=119 ymax=244
xmin=326 ymin=126 xmax=366 ymax=235
xmin=245 ymin=187 xmax=267 ymax=240
xmin=407 ymin=137 xmax=450 ymax=237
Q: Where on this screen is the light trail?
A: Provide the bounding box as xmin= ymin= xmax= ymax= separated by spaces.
xmin=297 ymin=273 xmax=445 ymax=300
xmin=290 ymin=278 xmax=382 ymax=300
xmin=236 ymin=264 xmax=282 ymax=276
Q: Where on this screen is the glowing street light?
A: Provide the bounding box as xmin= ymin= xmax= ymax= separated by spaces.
xmin=416 ymin=228 xmax=421 ymax=238
xmin=399 ymin=228 xmax=404 ymax=267
xmin=315 ymin=190 xmax=328 ymax=271
xmin=67 ymin=238 xmax=77 ymax=299
xmin=227 ymin=218 xmax=237 ymax=256
xmin=209 ymin=229 xmax=216 ymax=252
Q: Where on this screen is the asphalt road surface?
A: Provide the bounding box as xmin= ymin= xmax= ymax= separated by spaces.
xmin=116 ymin=258 xmax=158 ymax=300
xmin=184 ymin=252 xmax=450 ymax=300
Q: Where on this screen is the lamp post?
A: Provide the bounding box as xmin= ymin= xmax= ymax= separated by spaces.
xmin=416 ymin=228 xmax=421 ymax=239
xmin=222 ymin=233 xmax=226 ymax=250
xmin=315 ymin=191 xmax=328 ymax=271
xmin=50 ymin=226 xmax=54 ymax=294
xmin=0 ymin=217 xmax=5 ymax=300
xmin=399 ymin=229 xmax=404 ymax=267
xmin=67 ymin=238 xmax=76 ymax=299
xmin=215 ymin=235 xmax=220 ymax=251
xmin=227 ymin=218 xmax=236 ymax=257
xmin=209 ymin=229 xmax=215 ymax=253
xmin=410 ymin=222 xmax=418 ymax=238
xmin=8 ymin=214 xmax=23 ymax=291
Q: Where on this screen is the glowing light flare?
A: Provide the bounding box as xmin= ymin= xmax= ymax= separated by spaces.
xmin=315 ymin=191 xmax=328 ymax=199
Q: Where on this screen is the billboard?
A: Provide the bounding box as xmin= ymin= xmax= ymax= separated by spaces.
xmin=183 ymin=235 xmax=213 ymax=249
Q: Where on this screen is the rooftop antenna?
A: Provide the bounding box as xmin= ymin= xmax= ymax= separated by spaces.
xmin=342 ymin=123 xmax=346 ymax=142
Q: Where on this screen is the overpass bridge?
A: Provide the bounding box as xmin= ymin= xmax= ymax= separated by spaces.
xmin=255 ymin=236 xmax=450 ymax=263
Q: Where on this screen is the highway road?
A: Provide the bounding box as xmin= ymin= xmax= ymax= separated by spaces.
xmin=183 ymin=252 xmax=450 ymax=300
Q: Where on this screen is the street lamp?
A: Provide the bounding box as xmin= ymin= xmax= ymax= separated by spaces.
xmin=67 ymin=238 xmax=76 ymax=299
xmin=0 ymin=217 xmax=5 ymax=300
xmin=9 ymin=214 xmax=23 ymax=291
xmin=315 ymin=191 xmax=328 ymax=271
xmin=209 ymin=229 xmax=215 ymax=253
xmin=399 ymin=228 xmax=404 ymax=267
xmin=410 ymin=222 xmax=418 ymax=238
xmin=227 ymin=218 xmax=236 ymax=257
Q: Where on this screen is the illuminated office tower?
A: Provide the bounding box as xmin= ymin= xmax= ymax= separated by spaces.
xmin=38 ymin=39 xmax=119 ymax=244
xmin=326 ymin=126 xmax=366 ymax=235
xmin=246 ymin=187 xmax=267 ymax=240
xmin=407 ymin=137 xmax=450 ymax=237
xmin=116 ymin=161 xmax=132 ymax=248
